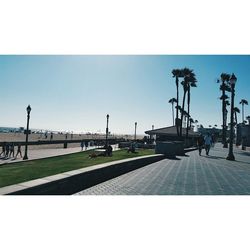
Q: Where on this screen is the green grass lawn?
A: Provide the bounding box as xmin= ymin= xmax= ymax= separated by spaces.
xmin=0 ymin=149 xmax=154 ymax=188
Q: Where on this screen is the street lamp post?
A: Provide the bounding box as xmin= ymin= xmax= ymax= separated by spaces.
xmin=227 ymin=73 xmax=237 ymax=161
xmin=23 ymin=105 xmax=32 ymax=160
xmin=150 ymin=125 xmax=154 ymax=142
xmin=105 ymin=114 xmax=109 ymax=148
xmin=134 ymin=122 xmax=137 ymax=141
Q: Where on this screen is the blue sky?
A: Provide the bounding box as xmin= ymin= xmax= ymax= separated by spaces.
xmin=0 ymin=55 xmax=249 ymax=135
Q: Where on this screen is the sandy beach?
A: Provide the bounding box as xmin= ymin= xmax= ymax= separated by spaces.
xmin=0 ymin=132 xmax=142 ymax=150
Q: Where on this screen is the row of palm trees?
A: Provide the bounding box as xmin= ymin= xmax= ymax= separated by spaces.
xmin=218 ymin=73 xmax=231 ymax=147
xmin=217 ymin=73 xmax=248 ymax=147
xmin=239 ymin=99 xmax=249 ymax=123
xmin=169 ymin=68 xmax=197 ymax=139
xmin=233 ymin=100 xmax=248 ymax=125
xmin=168 ymin=70 xmax=248 ymax=143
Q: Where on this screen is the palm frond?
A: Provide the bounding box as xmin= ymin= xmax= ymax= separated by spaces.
xmin=233 ymin=107 xmax=240 ymax=113
xmin=240 ymin=99 xmax=248 ymax=105
xmin=168 ymin=98 xmax=177 ymax=103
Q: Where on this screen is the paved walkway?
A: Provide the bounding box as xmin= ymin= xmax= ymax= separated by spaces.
xmin=75 ymin=144 xmax=250 ymax=195
xmin=0 ymin=145 xmax=119 ymax=166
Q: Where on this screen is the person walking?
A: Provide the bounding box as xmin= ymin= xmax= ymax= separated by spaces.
xmin=80 ymin=140 xmax=84 ymax=151
xmin=9 ymin=142 xmax=15 ymax=158
xmin=15 ymin=143 xmax=23 ymax=158
xmin=0 ymin=142 xmax=6 ymax=157
xmin=197 ymin=134 xmax=205 ymax=156
xmin=204 ymin=133 xmax=213 ymax=156
xmin=85 ymin=141 xmax=88 ymax=150
xmin=5 ymin=143 xmax=10 ymax=158
xmin=106 ymin=145 xmax=113 ymax=156
xmin=211 ymin=134 xmax=215 ymax=147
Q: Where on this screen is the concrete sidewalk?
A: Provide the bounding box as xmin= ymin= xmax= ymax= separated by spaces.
xmin=0 ymin=144 xmax=119 ymax=166
xmin=75 ymin=144 xmax=250 ymax=195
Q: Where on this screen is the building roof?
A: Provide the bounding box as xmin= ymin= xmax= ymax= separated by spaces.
xmin=145 ymin=126 xmax=199 ymax=137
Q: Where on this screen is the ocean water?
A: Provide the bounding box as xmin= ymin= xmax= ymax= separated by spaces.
xmin=0 ymin=127 xmax=22 ymax=133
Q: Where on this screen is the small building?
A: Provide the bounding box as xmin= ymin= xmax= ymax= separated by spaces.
xmin=236 ymin=123 xmax=250 ymax=146
xmin=145 ymin=126 xmax=199 ymax=147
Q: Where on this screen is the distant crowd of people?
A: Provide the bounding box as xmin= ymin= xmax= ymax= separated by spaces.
xmin=197 ymin=133 xmax=215 ymax=156
xmin=80 ymin=140 xmax=89 ymax=151
xmin=0 ymin=142 xmax=23 ymax=159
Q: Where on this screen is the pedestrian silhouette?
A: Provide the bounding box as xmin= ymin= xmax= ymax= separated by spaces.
xmin=9 ymin=142 xmax=15 ymax=158
xmin=81 ymin=140 xmax=84 ymax=151
xmin=5 ymin=143 xmax=10 ymax=158
xmin=0 ymin=142 xmax=6 ymax=157
xmin=204 ymin=133 xmax=213 ymax=156
xmin=197 ymin=134 xmax=205 ymax=156
xmin=85 ymin=141 xmax=88 ymax=150
xmin=15 ymin=143 xmax=23 ymax=158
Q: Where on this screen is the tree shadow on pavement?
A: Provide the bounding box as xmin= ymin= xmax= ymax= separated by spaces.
xmin=235 ymin=160 xmax=250 ymax=165
xmin=201 ymin=155 xmax=225 ymax=160
xmin=237 ymin=151 xmax=250 ymax=157
xmin=164 ymin=156 xmax=181 ymax=160
xmin=201 ymin=155 xmax=250 ymax=165
xmin=180 ymin=154 xmax=190 ymax=157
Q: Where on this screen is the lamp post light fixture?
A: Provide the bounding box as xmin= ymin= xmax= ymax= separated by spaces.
xmin=105 ymin=114 xmax=109 ymax=148
xmin=23 ymin=105 xmax=32 ymax=160
xmin=134 ymin=122 xmax=137 ymax=141
xmin=226 ymin=73 xmax=237 ymax=161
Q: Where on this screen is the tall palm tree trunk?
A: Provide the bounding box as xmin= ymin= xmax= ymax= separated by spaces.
xmin=180 ymin=90 xmax=187 ymax=137
xmin=234 ymin=111 xmax=238 ymax=125
xmin=242 ymin=103 xmax=244 ymax=123
xmin=186 ymin=86 xmax=190 ymax=139
xmin=234 ymin=111 xmax=238 ymax=145
xmin=175 ymin=76 xmax=179 ymax=136
xmin=172 ymin=102 xmax=175 ymax=126
xmin=222 ymin=87 xmax=226 ymax=146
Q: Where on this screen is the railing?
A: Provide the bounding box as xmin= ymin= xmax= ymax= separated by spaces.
xmin=0 ymin=138 xmax=125 ymax=148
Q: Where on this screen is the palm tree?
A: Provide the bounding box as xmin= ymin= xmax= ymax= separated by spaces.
xmin=186 ymin=79 xmax=197 ymax=138
xmin=219 ymin=73 xmax=231 ymax=148
xmin=180 ymin=68 xmax=190 ymax=137
xmin=180 ymin=68 xmax=196 ymax=137
xmin=172 ymin=69 xmax=184 ymax=136
xmin=183 ymin=110 xmax=189 ymax=127
xmin=233 ymin=107 xmax=240 ymax=146
xmin=239 ymin=99 xmax=248 ymax=123
xmin=225 ymin=100 xmax=230 ymax=124
xmin=168 ymin=98 xmax=177 ymax=126
xmin=233 ymin=107 xmax=240 ymax=125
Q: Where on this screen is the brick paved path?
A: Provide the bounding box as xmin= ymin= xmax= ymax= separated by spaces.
xmin=75 ymin=144 xmax=250 ymax=195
